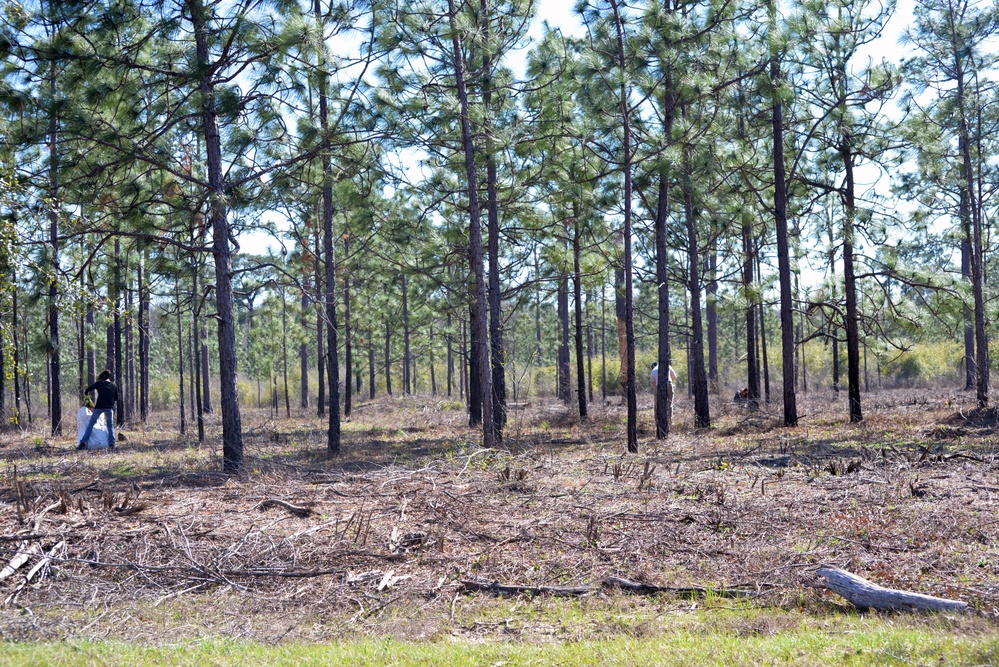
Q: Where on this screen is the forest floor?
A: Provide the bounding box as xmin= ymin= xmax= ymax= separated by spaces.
xmin=0 ymin=386 xmax=998 ymax=655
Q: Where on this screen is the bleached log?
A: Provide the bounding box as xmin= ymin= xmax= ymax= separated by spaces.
xmin=817 ymin=568 xmax=968 ymax=613
xmin=0 ymin=543 xmax=36 ymax=582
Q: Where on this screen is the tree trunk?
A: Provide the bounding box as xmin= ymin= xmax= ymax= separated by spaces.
xmin=758 ymin=253 xmax=772 ymax=404
xmin=557 ymin=273 xmax=570 ymax=402
xmin=460 ymin=318 xmax=467 ymax=401
xmin=384 ymin=319 xmax=393 ymax=396
xmin=683 ymin=156 xmax=710 ymax=428
xmin=344 ymin=246 xmax=352 ymax=417
xmin=316 ymin=230 xmax=326 ymax=416
xmin=840 ymin=140 xmax=863 ymax=422
xmin=300 ymin=283 xmax=310 ymax=409
xmin=446 ymin=311 xmax=454 ymax=397
xmin=449 ymin=0 xmax=494 ymax=447
xmin=368 ymin=327 xmax=376 ymax=399
xmin=429 ymin=329 xmax=437 ymax=396
xmin=126 ymin=280 xmax=135 ymax=423
xmin=742 ymin=207 xmax=759 ymax=408
xmin=706 ymin=240 xmax=718 ymax=394
xmin=114 ymin=239 xmax=124 ymax=428
xmin=534 ymin=248 xmax=543 ymax=368
xmin=573 ymin=216 xmax=587 ymax=420
xmin=961 ymin=224 xmax=975 ymax=390
xmin=47 ymin=65 xmax=62 ymax=437
xmin=467 ymin=303 xmax=482 ymax=424
xmin=176 ymin=275 xmax=186 ymax=436
xmin=402 ymin=273 xmax=411 ymax=395
xmin=655 ymin=171 xmax=674 ymax=438
xmin=190 ymin=0 xmax=244 ymax=471
xmin=191 ymin=259 xmax=205 ymax=442
xmin=480 ymin=1 xmax=506 ymax=435
xmin=281 ymin=286 xmax=291 ymax=419
xmin=601 ymin=280 xmax=607 ymax=400
xmin=772 ymin=55 xmax=797 ymax=426
xmin=139 ymin=254 xmax=149 ymax=421
xmin=314 ymin=0 xmax=340 ymax=454
xmin=609 ymin=0 xmax=637 ymax=452
xmin=956 ymin=71 xmax=989 ymax=407
xmin=86 ymin=269 xmax=96 ymax=388
xmin=200 ymin=324 xmax=212 ymax=413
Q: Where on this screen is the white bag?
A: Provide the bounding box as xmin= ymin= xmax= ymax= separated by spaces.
xmin=76 ymin=407 xmax=110 ymax=449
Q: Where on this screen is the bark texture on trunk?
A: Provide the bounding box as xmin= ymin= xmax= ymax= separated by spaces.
xmin=449 ymin=0 xmax=494 ymax=447
xmin=772 ymin=56 xmax=797 ymax=427
xmin=190 ymin=0 xmax=244 ymax=471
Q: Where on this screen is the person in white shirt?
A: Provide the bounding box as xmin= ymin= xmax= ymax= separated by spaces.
xmin=651 ymin=362 xmax=677 ymax=429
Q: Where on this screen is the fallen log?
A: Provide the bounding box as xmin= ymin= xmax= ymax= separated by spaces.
xmin=603 ymin=576 xmax=758 ymax=598
xmin=255 ymin=499 xmax=313 ymax=518
xmin=460 ymin=580 xmax=591 ymax=597
xmin=816 ymin=568 xmax=968 ymax=613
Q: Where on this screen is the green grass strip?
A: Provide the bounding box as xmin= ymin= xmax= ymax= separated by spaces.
xmin=2 ymin=629 xmax=998 ymax=667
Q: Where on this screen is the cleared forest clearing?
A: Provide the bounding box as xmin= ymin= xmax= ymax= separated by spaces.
xmin=0 ymin=388 xmax=997 ymax=649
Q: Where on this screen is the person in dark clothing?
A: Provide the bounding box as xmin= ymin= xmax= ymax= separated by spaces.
xmin=79 ymin=369 xmax=118 ymax=450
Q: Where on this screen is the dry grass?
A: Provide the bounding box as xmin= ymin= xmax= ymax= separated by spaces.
xmin=0 ymin=387 xmax=997 ymax=643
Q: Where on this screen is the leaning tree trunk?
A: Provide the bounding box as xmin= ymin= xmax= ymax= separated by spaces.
xmin=449 ymin=0 xmax=494 ymax=448
xmin=190 ymin=0 xmax=244 ymax=472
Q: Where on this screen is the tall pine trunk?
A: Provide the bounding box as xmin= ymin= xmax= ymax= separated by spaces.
xmin=480 ymin=0 xmax=506 ymax=435
xmin=300 ymin=283 xmax=310 ymax=409
xmin=314 ymin=0 xmax=341 ymax=453
xmin=190 ymin=0 xmax=244 ymax=471
xmin=742 ymin=210 xmax=759 ymax=408
xmin=706 ymin=241 xmax=718 ymax=394
xmin=609 ymin=0 xmax=637 ymax=452
xmin=655 ymin=171 xmax=673 ymax=438
xmin=344 ymin=243 xmax=352 ymax=417
xmin=384 ymin=319 xmax=393 ymax=396
xmin=402 ymin=273 xmax=411 ymax=395
xmin=573 ymin=215 xmax=587 ymax=420
xmin=840 ymin=140 xmax=863 ymax=422
xmin=961 ymin=224 xmax=975 ymax=390
xmin=557 ymin=273 xmax=570 ymax=402
xmin=772 ymin=55 xmax=797 ymax=426
xmin=683 ymin=154 xmax=710 ymax=428
xmin=449 ymin=0 xmax=494 ymax=447
xmin=47 ymin=65 xmax=62 ymax=436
